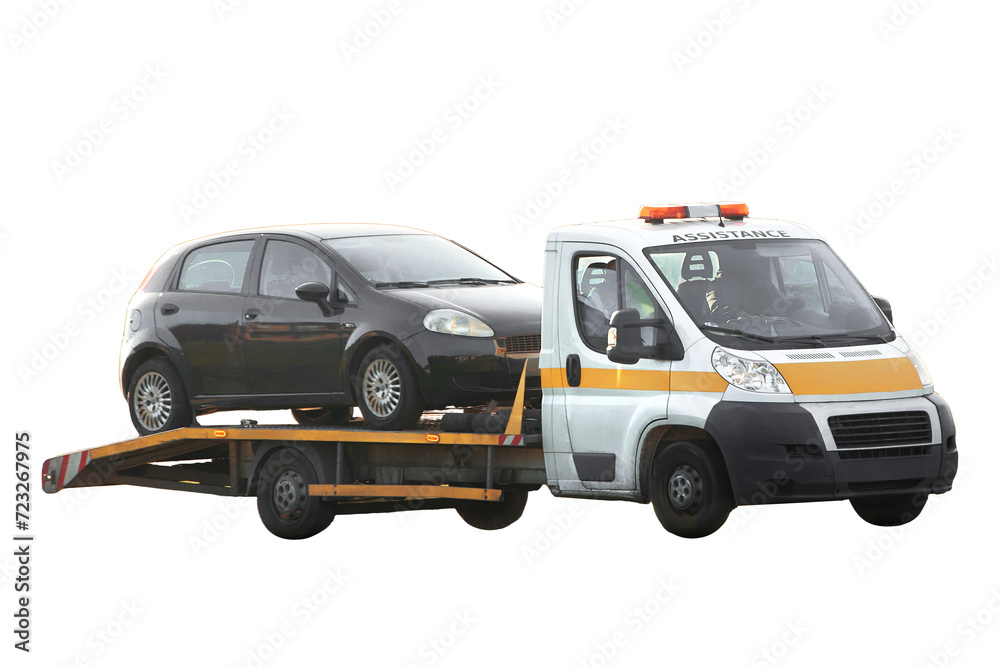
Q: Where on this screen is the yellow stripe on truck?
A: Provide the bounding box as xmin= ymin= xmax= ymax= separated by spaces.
xmin=775 ymin=357 xmax=922 ymax=395
xmin=542 ymin=367 xmax=724 ymax=392
xmin=670 ymin=371 xmax=729 ymax=393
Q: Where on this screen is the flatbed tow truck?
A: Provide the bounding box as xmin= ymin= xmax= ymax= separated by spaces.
xmin=43 ymin=203 xmax=958 ymax=539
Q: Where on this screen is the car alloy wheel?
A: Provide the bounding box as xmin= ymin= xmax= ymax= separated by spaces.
xmin=362 ymin=358 xmax=401 ymax=418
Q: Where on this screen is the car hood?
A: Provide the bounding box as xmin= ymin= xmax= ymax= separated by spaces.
xmin=386 ymin=283 xmax=542 ymax=336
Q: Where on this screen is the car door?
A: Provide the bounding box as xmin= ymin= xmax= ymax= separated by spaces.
xmin=241 ymin=237 xmax=348 ymax=399
xmin=157 ymin=237 xmax=254 ymax=398
xmin=554 ymin=245 xmax=673 ymax=491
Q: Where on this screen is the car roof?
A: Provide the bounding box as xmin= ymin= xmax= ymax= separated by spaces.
xmin=174 ymin=223 xmax=433 ymax=249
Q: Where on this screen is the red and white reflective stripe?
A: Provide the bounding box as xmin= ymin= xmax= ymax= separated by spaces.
xmin=43 ymin=450 xmax=91 ymax=493
xmin=498 ymin=435 xmax=524 ymax=447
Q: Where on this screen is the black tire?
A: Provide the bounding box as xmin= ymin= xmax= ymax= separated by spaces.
xmin=650 ymin=441 xmax=733 ymax=538
xmin=291 ymin=406 xmax=353 ymax=426
xmin=127 ymin=358 xmax=194 ymax=435
xmin=851 ymin=493 xmax=927 ymax=527
xmin=256 ymin=447 xmax=335 ymax=540
xmin=355 ymin=344 xmax=424 ymax=430
xmin=456 ymin=489 xmax=528 ymax=530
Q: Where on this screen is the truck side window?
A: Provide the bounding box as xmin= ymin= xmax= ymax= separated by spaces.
xmin=574 ymin=254 xmax=665 ymax=351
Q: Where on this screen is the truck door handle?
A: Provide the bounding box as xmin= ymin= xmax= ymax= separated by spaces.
xmin=160 ymin=303 xmax=178 ymax=316
xmin=244 ymin=309 xmax=260 ymax=321
xmin=566 ymin=354 xmax=581 ymax=387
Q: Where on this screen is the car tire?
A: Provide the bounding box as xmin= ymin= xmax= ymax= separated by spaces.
xmin=355 ymin=345 xmax=424 ymax=430
xmin=291 ymin=406 xmax=353 ymax=427
xmin=650 ymin=440 xmax=733 ymax=538
xmin=456 ymin=488 xmax=528 ymax=530
xmin=127 ymin=358 xmax=194 ymax=436
xmin=851 ymin=493 xmax=926 ymax=527
xmin=256 ymin=447 xmax=335 ymax=540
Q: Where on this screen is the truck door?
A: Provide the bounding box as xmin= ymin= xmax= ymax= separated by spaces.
xmin=551 ymin=245 xmax=673 ymax=491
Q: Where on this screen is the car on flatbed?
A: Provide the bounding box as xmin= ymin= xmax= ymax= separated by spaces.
xmin=120 ymin=224 xmax=542 ymax=435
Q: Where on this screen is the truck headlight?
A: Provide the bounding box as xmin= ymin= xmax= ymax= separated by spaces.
xmin=712 ymin=347 xmax=790 ymax=394
xmin=423 ymin=309 xmax=495 ymax=337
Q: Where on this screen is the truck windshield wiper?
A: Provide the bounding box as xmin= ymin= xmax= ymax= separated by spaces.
xmin=775 ymin=333 xmax=890 ymax=345
xmin=374 ymin=281 xmax=431 ymax=289
xmin=699 ymin=325 xmax=777 ymax=343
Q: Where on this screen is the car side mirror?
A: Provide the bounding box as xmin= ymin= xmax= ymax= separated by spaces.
xmin=295 ymin=281 xmax=333 ymax=316
xmin=871 ymin=295 xmax=893 ymax=323
xmin=606 ymin=308 xmax=684 ymax=364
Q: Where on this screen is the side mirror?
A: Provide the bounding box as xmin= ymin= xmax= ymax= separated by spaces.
xmin=295 ymin=281 xmax=333 ymax=316
xmin=871 ymin=295 xmax=893 ymax=323
xmin=606 ymin=308 xmax=684 ymax=364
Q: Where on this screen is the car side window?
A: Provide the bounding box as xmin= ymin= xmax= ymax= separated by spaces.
xmin=259 ymin=240 xmax=333 ymax=300
xmin=178 ymin=240 xmax=254 ymax=293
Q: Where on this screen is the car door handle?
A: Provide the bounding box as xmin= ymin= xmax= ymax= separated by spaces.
xmin=160 ymin=303 xmax=179 ymax=316
xmin=245 ymin=308 xmax=260 ymax=321
xmin=344 ymin=322 xmax=356 ymax=330
xmin=566 ymin=354 xmax=581 ymax=387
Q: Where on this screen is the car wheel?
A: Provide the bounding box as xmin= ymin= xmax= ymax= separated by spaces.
xmin=355 ymin=345 xmax=424 ymax=430
xmin=291 ymin=406 xmax=353 ymax=427
xmin=128 ymin=358 xmax=193 ymax=435
xmin=650 ymin=441 xmax=733 ymax=538
xmin=851 ymin=493 xmax=926 ymax=527
xmin=256 ymin=447 xmax=335 ymax=540
xmin=456 ymin=489 xmax=528 ymax=530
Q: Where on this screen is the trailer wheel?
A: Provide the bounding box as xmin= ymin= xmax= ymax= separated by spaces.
xmin=256 ymin=448 xmax=334 ymax=540
xmin=127 ymin=358 xmax=193 ymax=435
xmin=355 ymin=345 xmax=424 ymax=430
xmin=650 ymin=441 xmax=733 ymax=538
xmin=291 ymin=406 xmax=353 ymax=426
xmin=851 ymin=494 xmax=926 ymax=527
xmin=456 ymin=489 xmax=528 ymax=530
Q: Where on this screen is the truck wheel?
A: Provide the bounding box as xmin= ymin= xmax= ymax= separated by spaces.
xmin=456 ymin=489 xmax=528 ymax=530
xmin=128 ymin=358 xmax=193 ymax=435
xmin=650 ymin=441 xmax=733 ymax=538
xmin=291 ymin=406 xmax=353 ymax=426
xmin=355 ymin=345 xmax=424 ymax=430
xmin=256 ymin=447 xmax=335 ymax=539
xmin=851 ymin=494 xmax=926 ymax=527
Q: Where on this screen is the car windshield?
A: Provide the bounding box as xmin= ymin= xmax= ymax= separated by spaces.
xmin=324 ymin=234 xmax=515 ymax=286
xmin=645 ymin=239 xmax=894 ymax=348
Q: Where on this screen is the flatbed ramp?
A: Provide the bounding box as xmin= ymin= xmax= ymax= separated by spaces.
xmin=42 ymin=421 xmax=543 ymax=503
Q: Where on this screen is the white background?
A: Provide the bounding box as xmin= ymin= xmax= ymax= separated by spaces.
xmin=3 ymin=1 xmax=998 ymax=665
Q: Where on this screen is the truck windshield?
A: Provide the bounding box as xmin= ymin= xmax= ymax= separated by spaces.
xmin=645 ymin=239 xmax=894 ymax=348
xmin=324 ymin=234 xmax=516 ymax=286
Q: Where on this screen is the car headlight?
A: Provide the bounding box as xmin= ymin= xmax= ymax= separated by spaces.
xmin=712 ymin=347 xmax=790 ymax=394
xmin=423 ymin=309 xmax=495 ymax=337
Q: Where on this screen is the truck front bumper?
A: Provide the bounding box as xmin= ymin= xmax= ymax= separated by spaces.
xmin=705 ymin=394 xmax=958 ymax=505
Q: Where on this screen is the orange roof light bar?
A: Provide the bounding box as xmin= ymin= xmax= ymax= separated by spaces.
xmin=639 ymin=202 xmax=749 ymax=222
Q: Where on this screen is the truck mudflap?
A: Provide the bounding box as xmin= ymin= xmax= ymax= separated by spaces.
xmin=705 ymin=395 xmax=958 ymax=506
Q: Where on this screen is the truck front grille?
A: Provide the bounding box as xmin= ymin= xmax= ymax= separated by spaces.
xmin=828 ymin=411 xmax=931 ymax=448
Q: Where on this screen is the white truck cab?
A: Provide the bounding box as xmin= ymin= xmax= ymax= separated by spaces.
xmin=541 ymin=203 xmax=957 ymax=537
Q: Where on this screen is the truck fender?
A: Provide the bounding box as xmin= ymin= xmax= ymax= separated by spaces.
xmin=247 ymin=442 xmax=350 ymax=495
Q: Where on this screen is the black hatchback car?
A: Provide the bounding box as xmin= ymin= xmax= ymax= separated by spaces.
xmin=120 ymin=224 xmax=542 ymax=434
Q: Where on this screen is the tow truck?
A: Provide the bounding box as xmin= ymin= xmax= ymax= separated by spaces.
xmin=43 ymin=203 xmax=958 ymax=539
